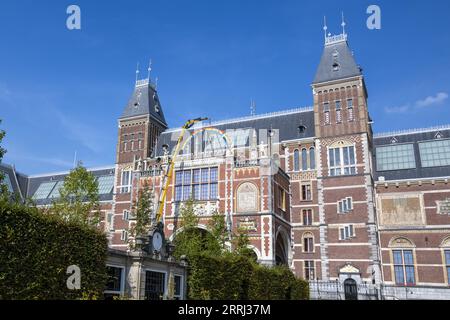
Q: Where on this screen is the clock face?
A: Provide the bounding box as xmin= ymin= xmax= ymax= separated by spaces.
xmin=152 ymin=232 xmax=163 ymax=252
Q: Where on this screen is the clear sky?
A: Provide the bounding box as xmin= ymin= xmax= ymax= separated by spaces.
xmin=1 ymin=0 xmax=450 ymax=174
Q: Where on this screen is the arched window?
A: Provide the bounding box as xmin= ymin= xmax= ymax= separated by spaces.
xmin=302 ymin=148 xmax=308 ymax=171
xmin=309 ymin=147 xmax=316 ymax=170
xmin=293 ymin=150 xmax=300 ymax=171
xmin=303 ymin=232 xmax=314 ymax=253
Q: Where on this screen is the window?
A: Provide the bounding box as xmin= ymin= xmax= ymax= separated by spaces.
xmin=302 ymin=148 xmax=308 ymax=171
xmin=293 ymin=150 xmax=300 ymax=171
xmin=121 ymin=230 xmax=128 ymax=242
xmin=338 ymin=197 xmax=353 ymax=214
xmin=309 ymin=147 xmax=316 ymax=170
xmin=445 ymin=250 xmax=450 ymax=285
xmin=323 ymin=102 xmax=330 ymax=112
xmin=302 ymin=209 xmax=313 ymax=226
xmin=174 ymin=275 xmax=183 ymax=300
xmin=339 ymin=225 xmax=355 ymax=240
xmin=336 ymin=110 xmax=342 ymax=123
xmin=48 ymin=180 xmax=64 ymax=199
xmin=393 ymin=250 xmax=416 ymax=286
xmin=324 ymin=112 xmax=330 ymax=125
xmin=347 ymin=99 xmax=353 ymax=109
xmin=278 ymin=187 xmax=286 ymax=211
xmin=123 ymin=210 xmax=130 ymax=221
xmin=376 ymin=144 xmax=416 ymax=171
xmin=120 ymin=170 xmax=132 ymax=193
xmin=301 ymin=184 xmax=312 ymax=201
xmin=0 ymin=171 xmax=13 ymax=193
xmin=348 ymin=107 xmax=354 ymax=121
xmin=298 ymin=125 xmax=307 ymax=134
xmin=174 ymin=167 xmax=218 ymax=202
xmin=32 ymin=181 xmax=57 ymax=200
xmin=304 ymin=261 xmax=315 ymax=281
xmin=97 ymin=175 xmax=114 ymax=194
xmin=105 ymin=212 xmax=114 ymax=231
xmin=303 ymin=234 xmax=314 ymax=253
xmin=105 ymin=266 xmax=123 ymax=297
xmin=145 ymin=271 xmax=166 ymax=300
xmin=419 ymin=139 xmax=450 ymax=168
xmin=329 ymin=146 xmax=356 ymax=176
xmin=335 ymin=100 xmax=342 ymax=110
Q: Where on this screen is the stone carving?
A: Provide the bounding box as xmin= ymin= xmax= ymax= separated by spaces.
xmin=339 ymin=264 xmax=360 ymax=274
xmin=379 ymin=195 xmax=425 ymax=227
xmin=236 ymin=183 xmax=258 ymax=213
xmin=437 ymin=199 xmax=450 ymax=215
xmin=389 ymin=237 xmax=415 ymax=248
xmin=238 ymin=217 xmax=257 ymax=232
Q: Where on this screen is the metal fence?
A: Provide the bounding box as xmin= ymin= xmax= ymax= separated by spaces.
xmin=309 ymin=280 xmax=379 ymax=300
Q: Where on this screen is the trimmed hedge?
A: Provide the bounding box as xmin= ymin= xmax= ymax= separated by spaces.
xmin=187 ymin=254 xmax=309 ymax=300
xmin=0 ymin=201 xmax=108 ymax=300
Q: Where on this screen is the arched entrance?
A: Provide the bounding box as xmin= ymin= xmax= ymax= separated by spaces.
xmin=275 ymin=228 xmax=290 ymax=266
xmin=344 ymin=278 xmax=358 ymax=300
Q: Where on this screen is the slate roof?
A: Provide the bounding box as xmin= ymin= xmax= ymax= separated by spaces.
xmin=313 ymin=37 xmax=362 ymax=84
xmin=373 ymin=126 xmax=450 ymax=181
xmin=120 ymin=80 xmax=168 ymax=128
xmin=155 ymin=107 xmax=315 ymax=156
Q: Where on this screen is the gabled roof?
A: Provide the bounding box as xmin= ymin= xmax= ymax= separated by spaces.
xmin=120 ymin=79 xmax=168 ymax=128
xmin=313 ymin=35 xmax=362 ymax=85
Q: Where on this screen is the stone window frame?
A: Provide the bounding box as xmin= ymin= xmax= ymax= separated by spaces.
xmin=337 ymin=197 xmax=353 ymax=214
xmin=302 ymin=208 xmax=314 ymax=226
xmin=300 ymin=183 xmax=313 ymax=202
xmin=327 ymin=141 xmax=357 ymax=177
xmin=304 ymin=260 xmax=315 ymax=281
xmin=388 ymin=237 xmax=418 ymax=287
xmin=338 ymin=224 xmax=355 ymax=241
xmin=302 ymin=232 xmax=315 ymax=253
xmin=440 ymin=237 xmax=450 ymax=285
xmin=105 ymin=264 xmax=125 ymax=297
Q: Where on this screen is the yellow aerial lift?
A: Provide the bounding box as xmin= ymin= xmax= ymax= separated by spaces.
xmin=147 ymin=118 xmax=208 ymax=256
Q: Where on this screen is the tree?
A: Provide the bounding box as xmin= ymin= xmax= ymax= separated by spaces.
xmin=50 ymin=162 xmax=100 ymax=228
xmin=232 ymin=226 xmax=254 ymax=258
xmin=207 ymin=211 xmax=228 ymax=255
xmin=128 ymin=182 xmax=153 ymax=249
xmin=0 ymin=119 xmax=7 ymax=197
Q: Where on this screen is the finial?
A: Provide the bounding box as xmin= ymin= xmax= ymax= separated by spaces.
xmin=341 ymin=11 xmax=346 ymax=35
xmin=147 ymin=59 xmax=152 ymax=80
xmin=155 ymin=77 xmax=158 ymax=90
xmin=250 ymin=99 xmax=256 ymax=116
xmin=135 ymin=62 xmax=140 ymax=83
xmin=323 ymin=16 xmax=328 ymax=42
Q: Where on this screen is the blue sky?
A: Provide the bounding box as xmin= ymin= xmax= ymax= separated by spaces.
xmin=1 ymin=0 xmax=450 ymax=174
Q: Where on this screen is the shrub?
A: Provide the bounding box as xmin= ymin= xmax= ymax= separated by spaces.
xmin=186 ymin=253 xmax=309 ymax=300
xmin=0 ymin=200 xmax=108 ymax=300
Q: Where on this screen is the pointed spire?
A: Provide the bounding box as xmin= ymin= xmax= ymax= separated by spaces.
xmin=323 ymin=16 xmax=328 ymax=43
xmin=147 ymin=59 xmax=152 ymax=80
xmin=135 ymin=62 xmax=140 ymax=84
xmin=341 ymin=11 xmax=346 ymax=35
xmin=250 ymin=99 xmax=256 ymax=116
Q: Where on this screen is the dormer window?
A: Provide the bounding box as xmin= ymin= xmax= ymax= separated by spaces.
xmin=332 ymin=50 xmax=339 ymax=58
xmin=298 ymin=125 xmax=307 ymax=134
xmin=332 ymin=62 xmax=340 ymax=71
xmin=155 ymin=104 xmax=160 ymax=113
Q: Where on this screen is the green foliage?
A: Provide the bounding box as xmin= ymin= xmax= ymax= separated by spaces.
xmin=171 ymin=200 xmax=308 ymax=300
xmin=129 ymin=182 xmax=153 ymax=249
xmin=186 ymin=253 xmax=309 ymax=300
xmin=0 ymin=198 xmax=108 ymax=300
xmin=50 ymin=163 xmax=100 ymax=228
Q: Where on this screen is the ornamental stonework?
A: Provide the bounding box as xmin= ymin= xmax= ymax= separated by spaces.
xmin=236 ymin=182 xmax=259 ymax=213
xmin=378 ymin=194 xmax=426 ymax=227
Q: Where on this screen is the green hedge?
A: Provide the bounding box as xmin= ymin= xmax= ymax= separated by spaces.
xmin=187 ymin=254 xmax=309 ymax=300
xmin=0 ymin=201 xmax=108 ymax=300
